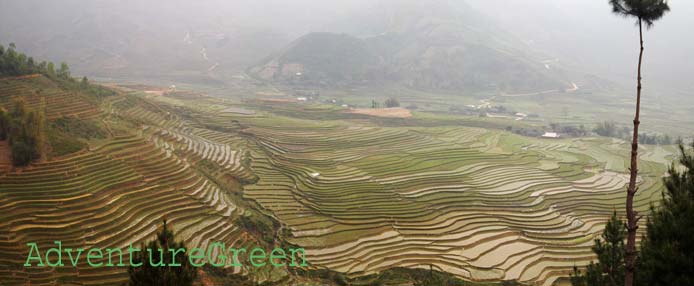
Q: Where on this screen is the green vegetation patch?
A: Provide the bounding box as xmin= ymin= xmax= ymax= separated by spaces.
xmin=50 ymin=116 xmax=106 ymax=139
xmin=46 ymin=126 xmax=86 ymax=156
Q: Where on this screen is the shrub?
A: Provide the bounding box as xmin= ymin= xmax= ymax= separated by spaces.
xmin=51 ymin=117 xmax=106 ymax=139
xmin=384 ymin=97 xmax=400 ymax=108
xmin=128 ymin=220 xmax=197 ymax=286
xmin=10 ymin=141 xmax=33 ymax=166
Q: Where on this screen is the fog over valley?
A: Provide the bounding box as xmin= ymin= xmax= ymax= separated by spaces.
xmin=1 ymin=0 xmax=693 ymax=92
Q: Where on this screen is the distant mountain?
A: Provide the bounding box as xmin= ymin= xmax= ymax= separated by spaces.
xmin=0 ymin=0 xmax=298 ymax=82
xmin=249 ymin=0 xmax=572 ymax=93
xmin=1 ymin=0 xmax=578 ymax=92
xmin=249 ymin=33 xmax=380 ymax=85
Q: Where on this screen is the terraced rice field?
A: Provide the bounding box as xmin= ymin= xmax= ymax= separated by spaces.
xmin=0 ymin=79 xmax=269 ymax=285
xmin=0 ymin=78 xmax=674 ymax=285
xmin=235 ymin=116 xmax=670 ymax=286
xmin=0 ymin=135 xmax=257 ymax=284
xmin=0 ymin=76 xmax=101 ymax=120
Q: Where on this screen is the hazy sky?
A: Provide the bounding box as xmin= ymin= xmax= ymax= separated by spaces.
xmin=467 ymin=0 xmax=694 ymax=91
xmin=1 ymin=0 xmax=692 ymax=91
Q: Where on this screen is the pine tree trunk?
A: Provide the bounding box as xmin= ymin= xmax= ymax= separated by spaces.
xmin=624 ymin=17 xmax=644 ymax=286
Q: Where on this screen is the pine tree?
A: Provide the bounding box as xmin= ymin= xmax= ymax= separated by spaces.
xmin=607 ymin=2 xmax=671 ymax=284
xmin=636 ymin=142 xmax=694 ymax=286
xmin=571 ymin=211 xmax=626 ymax=286
xmin=128 ymin=219 xmax=197 ymax=286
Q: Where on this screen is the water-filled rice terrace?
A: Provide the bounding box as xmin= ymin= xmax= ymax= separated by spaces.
xmin=238 ymin=113 xmax=669 ymax=286
xmin=0 ymin=78 xmax=673 ymax=286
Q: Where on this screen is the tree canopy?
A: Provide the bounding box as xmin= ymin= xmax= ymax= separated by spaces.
xmin=0 ymin=43 xmax=69 ymax=79
xmin=1 ymin=98 xmax=44 ymax=166
xmin=609 ymin=0 xmax=670 ymax=27
xmin=0 ymin=43 xmax=115 ymax=97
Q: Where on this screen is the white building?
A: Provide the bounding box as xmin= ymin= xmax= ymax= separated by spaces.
xmin=542 ymin=132 xmax=560 ymax=138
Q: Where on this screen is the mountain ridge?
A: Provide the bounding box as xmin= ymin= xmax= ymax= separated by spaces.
xmin=248 ymin=0 xmax=573 ymax=93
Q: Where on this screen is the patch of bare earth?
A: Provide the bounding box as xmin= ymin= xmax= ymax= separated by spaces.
xmin=0 ymin=74 xmax=40 ymax=80
xmin=198 ymin=269 xmax=215 ymax=286
xmin=258 ymin=98 xmax=298 ymax=103
xmin=144 ymin=90 xmax=166 ymax=96
xmin=348 ymin=107 xmax=412 ymax=118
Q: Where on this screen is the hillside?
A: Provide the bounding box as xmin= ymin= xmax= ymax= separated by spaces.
xmin=249 ymin=0 xmax=572 ymax=93
xmin=1 ymin=50 xmax=471 ymax=285
xmin=0 ymin=60 xmax=285 ymax=285
xmin=0 ymin=68 xmax=671 ymax=286
xmin=249 ymin=33 xmax=379 ymax=85
xmin=0 ymin=75 xmax=107 ymax=161
xmin=0 ymin=44 xmax=672 ymax=286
